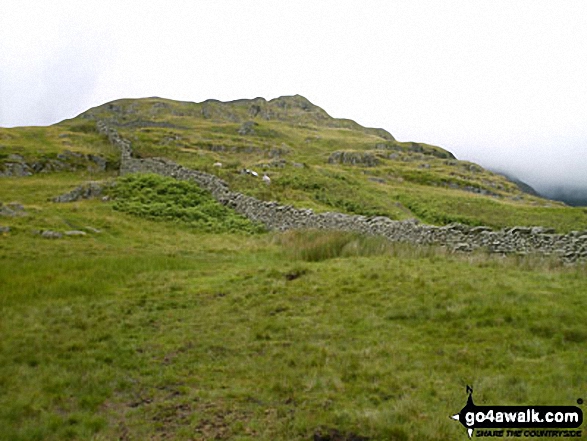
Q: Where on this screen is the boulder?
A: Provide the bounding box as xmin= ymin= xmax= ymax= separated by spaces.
xmin=238 ymin=121 xmax=258 ymax=135
xmin=41 ymin=230 xmax=62 ymax=239
xmin=0 ymin=202 xmax=26 ymax=217
xmin=53 ymin=182 xmax=106 ymax=203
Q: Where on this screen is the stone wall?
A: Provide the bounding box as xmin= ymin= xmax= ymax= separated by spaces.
xmin=97 ymin=122 xmax=587 ymax=263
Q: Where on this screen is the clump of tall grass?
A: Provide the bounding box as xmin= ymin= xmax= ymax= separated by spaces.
xmin=275 ymin=229 xmax=586 ymax=272
xmin=274 ymin=229 xmax=444 ymax=262
xmin=275 ymin=230 xmax=360 ymax=261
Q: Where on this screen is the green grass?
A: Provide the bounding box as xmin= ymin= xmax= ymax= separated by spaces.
xmin=70 ymin=95 xmax=585 ymax=232
xmin=5 ymin=95 xmax=586 ymax=231
xmin=1 ymin=173 xmax=586 ymax=440
xmin=1 ymin=96 xmax=586 ymax=440
xmin=0 ymin=121 xmax=117 ymax=163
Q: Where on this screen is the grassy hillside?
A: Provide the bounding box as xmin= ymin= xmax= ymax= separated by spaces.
xmin=1 ymin=96 xmax=586 ymax=440
xmin=1 ymin=172 xmax=586 ymax=440
xmin=72 ymin=95 xmax=585 ymax=232
xmin=2 ymin=95 xmax=586 ymax=231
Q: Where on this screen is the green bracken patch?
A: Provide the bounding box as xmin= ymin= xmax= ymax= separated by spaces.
xmin=110 ymin=173 xmax=264 ymax=234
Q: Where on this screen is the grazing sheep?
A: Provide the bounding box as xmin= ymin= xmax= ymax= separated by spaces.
xmin=213 ymin=162 xmax=223 ymax=167
xmin=262 ymin=174 xmax=271 ymax=184
xmin=250 ymin=170 xmax=259 ymax=177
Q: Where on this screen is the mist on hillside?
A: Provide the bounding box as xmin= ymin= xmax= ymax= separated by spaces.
xmin=448 ymin=137 xmax=587 ymax=207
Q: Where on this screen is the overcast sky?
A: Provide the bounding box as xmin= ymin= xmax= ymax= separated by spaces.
xmin=1 ymin=1 xmax=586 ymax=195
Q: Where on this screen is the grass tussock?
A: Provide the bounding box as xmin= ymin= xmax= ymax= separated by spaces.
xmin=275 ymin=229 xmax=445 ymax=262
xmin=275 ymin=229 xmax=586 ymax=273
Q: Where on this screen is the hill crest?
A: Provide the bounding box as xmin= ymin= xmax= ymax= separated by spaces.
xmin=3 ymin=94 xmax=586 ymax=233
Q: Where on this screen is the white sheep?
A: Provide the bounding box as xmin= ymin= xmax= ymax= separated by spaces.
xmin=262 ymin=174 xmax=271 ymax=184
xmin=213 ymin=162 xmax=223 ymax=167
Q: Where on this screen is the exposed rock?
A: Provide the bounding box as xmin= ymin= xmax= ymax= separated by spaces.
xmin=328 ymin=151 xmax=379 ymax=167
xmin=1 ymin=149 xmax=110 ymax=176
xmin=261 ymin=159 xmax=287 ymax=168
xmin=65 ymin=230 xmax=87 ymax=236
xmin=531 ymin=226 xmax=556 ymax=234
xmin=7 ymin=203 xmax=25 ymax=212
xmin=0 ymin=205 xmax=17 ymax=217
xmin=2 ymin=162 xmax=33 ymax=176
xmin=88 ymin=154 xmax=108 ymax=171
xmin=84 ymin=226 xmax=102 ymax=234
xmin=462 ymin=163 xmax=483 ymax=173
xmin=248 ymin=104 xmax=261 ymax=117
xmin=53 ymin=182 xmax=108 ymax=203
xmin=0 ymin=202 xmax=27 ymax=217
xmin=453 ymin=242 xmax=472 ymax=252
xmin=41 ymin=230 xmax=62 ymax=239
xmin=0 ymin=225 xmax=10 ymax=233
xmin=470 ymin=226 xmax=493 ymax=233
xmin=238 ymin=121 xmax=258 ymax=136
xmin=201 ymin=105 xmax=211 ymax=119
xmin=508 ymin=227 xmax=532 ymax=235
xmin=57 ymin=150 xmax=84 ymax=160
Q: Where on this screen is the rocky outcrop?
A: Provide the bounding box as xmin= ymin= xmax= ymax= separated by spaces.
xmin=328 ymin=151 xmax=379 ymax=167
xmin=97 ymin=122 xmax=587 ymax=263
xmin=0 ymin=202 xmax=27 ymax=217
xmin=36 ymin=228 xmax=98 ymax=239
xmin=41 ymin=230 xmax=63 ymax=239
xmin=53 ymin=181 xmax=110 ymax=203
xmin=375 ymin=142 xmax=456 ymax=159
xmin=238 ymin=121 xmax=258 ymax=135
xmin=0 ymin=149 xmax=112 ymax=176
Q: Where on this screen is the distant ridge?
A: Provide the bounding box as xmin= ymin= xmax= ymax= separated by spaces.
xmin=541 ymin=186 xmax=587 ymax=207
xmin=491 ymin=169 xmax=587 ymax=207
xmin=491 ymin=170 xmax=541 ymax=197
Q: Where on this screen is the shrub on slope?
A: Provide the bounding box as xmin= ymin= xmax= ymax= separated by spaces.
xmin=111 ymin=173 xmax=264 ymax=233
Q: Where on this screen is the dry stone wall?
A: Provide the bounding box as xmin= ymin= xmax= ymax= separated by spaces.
xmin=96 ymin=122 xmax=587 ymax=263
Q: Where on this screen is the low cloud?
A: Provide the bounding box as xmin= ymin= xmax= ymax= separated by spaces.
xmin=449 ymin=139 xmax=587 ymax=206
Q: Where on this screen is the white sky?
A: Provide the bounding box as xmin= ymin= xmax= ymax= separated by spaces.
xmin=1 ymin=0 xmax=586 ymax=194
